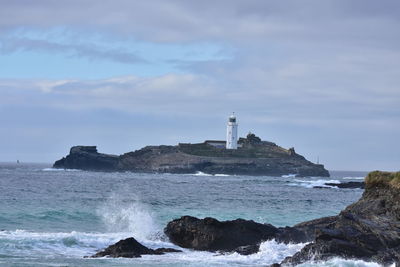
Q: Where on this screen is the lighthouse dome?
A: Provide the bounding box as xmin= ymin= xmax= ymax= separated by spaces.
xmin=229 ymin=114 xmax=236 ymax=123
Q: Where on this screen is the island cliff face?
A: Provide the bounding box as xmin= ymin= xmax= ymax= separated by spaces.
xmin=53 ymin=134 xmax=329 ymax=177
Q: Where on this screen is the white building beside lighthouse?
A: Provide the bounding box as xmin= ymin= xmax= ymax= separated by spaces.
xmin=226 ymin=113 xmax=238 ymax=149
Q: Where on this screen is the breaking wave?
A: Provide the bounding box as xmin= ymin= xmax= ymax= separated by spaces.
xmin=288 ymin=179 xmax=341 ymax=188
xmin=282 ymin=174 xmax=297 ymax=178
xmin=193 ymin=171 xmax=213 ymax=176
xmin=192 ymin=172 xmax=231 ymax=177
xmin=343 ymin=176 xmax=365 ymax=180
xmin=0 ymin=229 xmax=124 ymax=258
xmin=0 ymin=231 xmax=385 ymax=266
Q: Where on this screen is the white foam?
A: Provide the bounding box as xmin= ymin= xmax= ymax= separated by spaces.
xmin=0 ymin=229 xmax=126 ymax=257
xmin=297 ymin=257 xmax=384 ymax=267
xmin=0 ymin=229 xmax=304 ymax=265
xmin=193 ymin=171 xmax=213 ymax=176
xmin=0 ymin=231 xmax=387 ymax=266
xmin=289 ymin=179 xmax=341 ymax=188
xmin=97 ymin=194 xmax=157 ymax=241
xmin=343 ymin=176 xmax=365 ymax=180
xmin=282 ymin=174 xmax=297 ymax=178
xmin=135 ymin=239 xmax=307 ymax=266
xmin=191 ymin=172 xmax=230 ymax=177
xmin=41 ymin=168 xmax=80 ymax=172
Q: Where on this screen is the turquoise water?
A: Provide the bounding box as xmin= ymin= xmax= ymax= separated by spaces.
xmin=0 ymin=163 xmax=380 ymax=266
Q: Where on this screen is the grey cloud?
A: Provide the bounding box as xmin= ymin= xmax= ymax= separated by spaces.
xmin=0 ymin=0 xmax=399 ymax=44
xmin=0 ymin=37 xmax=145 ymax=64
xmin=1 ymin=71 xmax=398 ymax=127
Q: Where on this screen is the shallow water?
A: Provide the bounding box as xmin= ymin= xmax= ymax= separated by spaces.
xmin=0 ymin=163 xmax=377 ymax=266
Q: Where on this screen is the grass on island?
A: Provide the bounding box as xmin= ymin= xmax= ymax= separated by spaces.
xmin=365 ymin=171 xmax=400 ymax=188
xmin=178 ymin=142 xmax=289 ymax=158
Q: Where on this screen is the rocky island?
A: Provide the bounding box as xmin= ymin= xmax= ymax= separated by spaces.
xmin=53 ymin=133 xmax=329 ymax=177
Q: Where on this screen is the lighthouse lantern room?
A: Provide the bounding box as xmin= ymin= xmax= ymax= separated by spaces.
xmin=226 ymin=113 xmax=238 ymax=149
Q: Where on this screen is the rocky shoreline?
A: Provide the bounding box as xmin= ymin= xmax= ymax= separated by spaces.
xmin=89 ymin=171 xmax=400 ymax=266
xmin=53 ymin=134 xmax=329 ymax=177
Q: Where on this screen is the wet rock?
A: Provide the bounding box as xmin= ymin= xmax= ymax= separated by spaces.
xmin=275 ymin=216 xmax=337 ymax=244
xmin=153 ymin=247 xmax=182 ymax=254
xmin=164 ymin=171 xmax=400 ymax=265
xmin=91 ymin=237 xmax=181 ymax=258
xmin=164 ymin=216 xmax=279 ymax=252
xmin=234 ymin=244 xmax=261 ymax=255
xmin=281 ymin=171 xmax=400 ymax=266
xmin=324 ymin=181 xmax=364 ymax=189
xmin=164 ymin=215 xmax=336 ymax=254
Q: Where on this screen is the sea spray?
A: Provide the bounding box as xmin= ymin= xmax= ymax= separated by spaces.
xmin=256 ymin=240 xmax=306 ymax=264
xmin=97 ymin=192 xmax=158 ymax=241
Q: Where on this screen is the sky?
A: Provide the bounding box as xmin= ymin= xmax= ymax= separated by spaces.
xmin=0 ymin=0 xmax=399 ymax=171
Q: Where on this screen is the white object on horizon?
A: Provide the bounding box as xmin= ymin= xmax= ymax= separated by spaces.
xmin=226 ymin=113 xmax=238 ymax=149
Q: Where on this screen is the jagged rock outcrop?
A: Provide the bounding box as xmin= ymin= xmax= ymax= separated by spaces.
xmin=90 ymin=237 xmax=181 ymax=258
xmin=165 ymin=172 xmax=400 ymax=265
xmin=164 ymin=216 xmax=279 ymax=253
xmin=53 ymin=134 xmax=329 ymax=177
xmin=280 ymin=171 xmax=400 ymax=266
xmin=313 ymin=181 xmax=365 ymax=189
xmin=53 ymin=146 xmax=118 ymax=171
xmin=164 ymin=215 xmax=335 ymax=254
xmin=275 ymin=216 xmax=337 ymax=244
xmin=92 ymin=171 xmax=400 ymax=265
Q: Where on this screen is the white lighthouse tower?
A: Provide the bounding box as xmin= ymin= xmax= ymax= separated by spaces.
xmin=226 ymin=113 xmax=238 ymax=149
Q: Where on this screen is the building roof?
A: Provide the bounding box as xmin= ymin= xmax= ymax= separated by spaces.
xmin=205 ymin=140 xmax=226 ymax=143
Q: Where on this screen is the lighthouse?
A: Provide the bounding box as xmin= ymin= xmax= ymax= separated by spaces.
xmin=226 ymin=113 xmax=238 ymax=149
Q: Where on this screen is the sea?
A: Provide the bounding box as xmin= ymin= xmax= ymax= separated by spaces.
xmin=0 ymin=162 xmax=383 ymax=267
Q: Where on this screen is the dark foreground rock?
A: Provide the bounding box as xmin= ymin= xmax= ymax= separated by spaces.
xmin=313 ymin=181 xmax=365 ymax=189
xmin=233 ymin=244 xmax=261 ymax=255
xmin=164 ymin=216 xmax=278 ymax=252
xmin=281 ymin=171 xmax=400 ymax=266
xmin=92 ymin=171 xmax=400 ymax=265
xmin=165 ymin=172 xmax=400 ymax=266
xmin=164 ymin=215 xmax=335 ymax=254
xmin=275 ymin=216 xmax=337 ymax=244
xmin=53 ymin=133 xmax=329 ymax=177
xmin=91 ymin=237 xmax=181 ymax=258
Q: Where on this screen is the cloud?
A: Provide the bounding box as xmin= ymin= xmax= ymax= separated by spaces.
xmin=0 ymin=74 xmax=218 ymax=114
xmin=1 ymin=68 xmax=398 ymax=127
xmin=0 ymin=0 xmax=399 ymax=46
xmin=0 ymin=36 xmax=145 ymax=64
